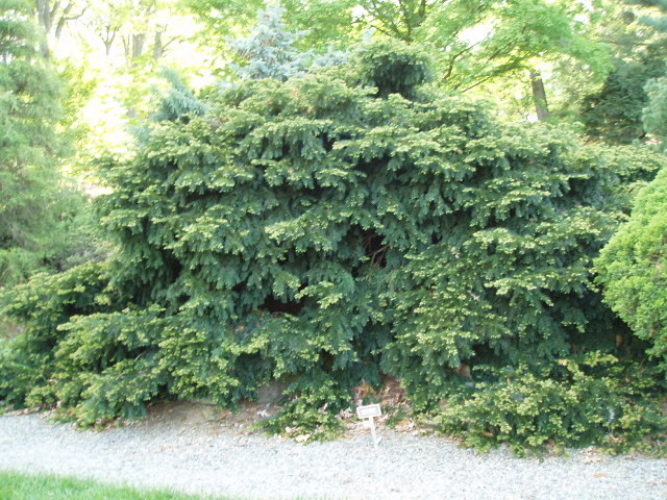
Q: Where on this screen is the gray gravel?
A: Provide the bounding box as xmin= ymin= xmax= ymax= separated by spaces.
xmin=0 ymin=410 xmax=665 ymax=500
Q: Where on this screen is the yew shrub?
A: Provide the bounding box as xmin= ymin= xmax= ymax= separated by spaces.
xmin=1 ymin=43 xmax=664 ymax=452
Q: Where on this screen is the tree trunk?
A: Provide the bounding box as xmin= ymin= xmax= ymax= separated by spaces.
xmin=35 ymin=0 xmax=53 ymax=32
xmin=131 ymin=33 xmax=146 ymax=59
xmin=152 ymin=30 xmax=163 ymax=61
xmin=35 ymin=0 xmax=53 ymax=58
xmin=102 ymin=25 xmax=117 ymax=57
xmin=530 ymin=71 xmax=550 ymax=122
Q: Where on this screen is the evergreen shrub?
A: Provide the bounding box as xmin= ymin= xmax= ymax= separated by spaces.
xmin=436 ymin=354 xmax=665 ymax=456
xmin=596 ymin=167 xmax=667 ymax=375
xmin=1 ymin=42 xmax=664 ymax=451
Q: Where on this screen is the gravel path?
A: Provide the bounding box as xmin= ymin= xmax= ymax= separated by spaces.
xmin=0 ymin=408 xmax=665 ymax=500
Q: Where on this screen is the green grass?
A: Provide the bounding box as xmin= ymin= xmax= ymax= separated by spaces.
xmin=0 ymin=470 xmax=233 ymax=500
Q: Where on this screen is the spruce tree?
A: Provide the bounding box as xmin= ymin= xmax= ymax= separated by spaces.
xmin=229 ymin=5 xmax=311 ymax=81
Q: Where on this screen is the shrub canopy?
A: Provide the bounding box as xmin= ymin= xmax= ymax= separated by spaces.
xmin=1 ymin=43 xmax=664 ymax=450
xmin=596 ymin=167 xmax=667 ymax=373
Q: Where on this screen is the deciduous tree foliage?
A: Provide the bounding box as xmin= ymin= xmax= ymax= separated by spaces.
xmin=1 ymin=42 xmax=663 ymax=450
xmin=189 ymin=0 xmax=611 ymax=117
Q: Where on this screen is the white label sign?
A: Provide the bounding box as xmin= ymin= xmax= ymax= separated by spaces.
xmin=356 ymin=403 xmax=382 ymax=419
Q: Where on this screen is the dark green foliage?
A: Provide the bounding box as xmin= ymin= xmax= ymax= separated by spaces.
xmin=581 ymin=54 xmax=666 ymax=144
xmin=596 ymin=167 xmax=667 ymax=375
xmin=255 ymin=375 xmax=347 ymax=440
xmin=356 ymin=40 xmax=432 ymax=99
xmin=1 ymin=42 xmax=663 ymax=451
xmin=436 ymin=353 xmax=666 ymax=456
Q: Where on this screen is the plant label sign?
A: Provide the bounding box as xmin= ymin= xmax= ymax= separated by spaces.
xmin=356 ymin=403 xmax=382 ymax=447
xmin=356 ymin=403 xmax=382 ymax=419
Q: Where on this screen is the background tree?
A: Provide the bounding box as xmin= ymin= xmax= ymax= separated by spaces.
xmin=630 ymin=0 xmax=667 ymax=29
xmin=227 ymin=5 xmax=348 ymax=82
xmin=229 ymin=5 xmax=311 ymax=81
xmin=593 ymin=2 xmax=667 ymax=375
xmin=643 ymin=75 xmax=667 ymax=147
xmin=187 ymin=0 xmax=612 ymax=122
xmin=581 ymin=52 xmax=666 ymax=144
xmin=0 ymin=0 xmax=93 ymax=286
xmin=579 ymin=1 xmax=667 ymax=144
xmin=40 ymin=0 xmax=214 ymax=165
xmin=635 ymin=0 xmax=667 ymax=149
xmin=32 ymin=0 xmax=89 ymax=57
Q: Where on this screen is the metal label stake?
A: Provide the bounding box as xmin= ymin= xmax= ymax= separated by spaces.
xmin=356 ymin=403 xmax=382 ymax=448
